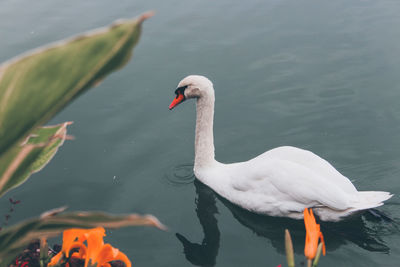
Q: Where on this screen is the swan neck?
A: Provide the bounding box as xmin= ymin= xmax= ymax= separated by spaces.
xmin=194 ymin=90 xmax=215 ymax=168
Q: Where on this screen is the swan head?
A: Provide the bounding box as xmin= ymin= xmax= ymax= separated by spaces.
xmin=169 ymin=75 xmax=213 ymax=110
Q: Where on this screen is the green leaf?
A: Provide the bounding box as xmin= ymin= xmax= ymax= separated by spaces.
xmin=0 ymin=122 xmax=71 ymax=198
xmin=0 ymin=12 xmax=153 ymax=157
xmin=285 ymin=229 xmax=295 ymax=267
xmin=312 ymin=243 xmax=323 ymax=267
xmin=0 ymin=208 xmax=166 ymax=266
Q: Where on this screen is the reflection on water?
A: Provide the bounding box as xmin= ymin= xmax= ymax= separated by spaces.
xmin=176 ymin=180 xmax=219 ymax=266
xmin=223 ymin=198 xmax=393 ymax=254
xmin=177 ymin=180 xmax=396 ymax=266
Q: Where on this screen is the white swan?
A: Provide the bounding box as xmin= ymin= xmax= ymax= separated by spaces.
xmin=169 ymin=75 xmax=392 ymax=221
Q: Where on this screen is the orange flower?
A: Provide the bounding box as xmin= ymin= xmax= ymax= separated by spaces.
xmin=48 ymin=227 xmax=131 ymax=267
xmin=48 ymin=228 xmax=88 ymax=266
xmin=303 ymin=208 xmax=326 ymax=260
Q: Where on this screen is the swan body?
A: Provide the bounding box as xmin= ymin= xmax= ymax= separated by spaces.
xmin=169 ymin=75 xmax=392 ymax=221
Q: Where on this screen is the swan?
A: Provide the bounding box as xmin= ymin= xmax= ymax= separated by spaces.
xmin=169 ymin=75 xmax=392 ymax=221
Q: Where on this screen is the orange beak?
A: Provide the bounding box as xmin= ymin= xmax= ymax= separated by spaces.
xmin=169 ymin=93 xmax=185 ymax=110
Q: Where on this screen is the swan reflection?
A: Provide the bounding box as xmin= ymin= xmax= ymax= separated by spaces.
xmin=176 ymin=180 xmax=219 ymax=267
xmin=176 ymin=180 xmax=393 ymax=266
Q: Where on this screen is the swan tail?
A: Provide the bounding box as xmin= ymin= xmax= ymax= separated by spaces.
xmin=352 ymin=191 xmax=393 ymax=211
xmin=314 ymin=191 xmax=393 ymax=221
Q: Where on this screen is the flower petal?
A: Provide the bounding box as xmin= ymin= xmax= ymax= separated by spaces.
xmin=96 ymin=244 xmax=132 ymax=267
xmin=85 ymin=227 xmax=106 ymax=267
xmin=319 ymin=231 xmax=326 ymax=256
xmin=63 ymin=228 xmax=88 ymax=257
xmin=303 ymin=208 xmax=324 ymax=260
xmin=96 ymin=244 xmax=118 ymax=264
xmin=112 ymin=249 xmax=132 ymax=267
xmin=69 ymin=241 xmax=87 ymax=259
xmin=48 ymin=251 xmax=63 ymax=266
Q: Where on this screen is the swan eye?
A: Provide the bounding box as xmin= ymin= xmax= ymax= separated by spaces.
xmin=174 ymin=85 xmax=188 ymax=95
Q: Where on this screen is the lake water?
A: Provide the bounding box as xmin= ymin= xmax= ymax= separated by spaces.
xmin=1 ymin=0 xmax=400 ymax=266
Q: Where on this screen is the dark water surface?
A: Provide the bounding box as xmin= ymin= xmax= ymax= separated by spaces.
xmin=1 ymin=0 xmax=400 ymax=266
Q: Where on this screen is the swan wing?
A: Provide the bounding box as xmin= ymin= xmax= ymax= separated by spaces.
xmin=228 ymin=157 xmax=356 ymax=216
xmin=254 ymin=146 xmax=358 ymax=194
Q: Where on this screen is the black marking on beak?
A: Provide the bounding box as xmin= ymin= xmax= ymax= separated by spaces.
xmin=174 ymin=85 xmax=188 ymax=99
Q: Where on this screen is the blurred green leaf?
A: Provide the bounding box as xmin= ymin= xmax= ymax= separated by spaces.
xmin=0 ymin=208 xmax=165 ymax=266
xmin=0 ymin=122 xmax=71 ymax=198
xmin=312 ymin=243 xmax=323 ymax=267
xmin=285 ymin=229 xmax=295 ymax=267
xmin=0 ymin=12 xmax=153 ymax=157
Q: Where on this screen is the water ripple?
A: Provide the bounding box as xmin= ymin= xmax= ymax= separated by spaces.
xmin=165 ymin=163 xmax=195 ymax=186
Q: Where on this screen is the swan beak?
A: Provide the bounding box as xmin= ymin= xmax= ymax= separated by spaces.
xmin=169 ymin=94 xmax=185 ymax=110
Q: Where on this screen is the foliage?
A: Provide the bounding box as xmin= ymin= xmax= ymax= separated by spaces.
xmin=0 ymin=12 xmax=159 ymax=267
xmin=0 ymin=12 xmax=152 ymax=157
xmin=0 ymin=208 xmax=165 ymax=266
xmin=0 ymin=122 xmax=71 ymax=198
xmin=0 ymin=11 xmax=152 ymax=200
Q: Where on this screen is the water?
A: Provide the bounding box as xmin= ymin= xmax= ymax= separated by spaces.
xmin=1 ymin=0 xmax=400 ymax=266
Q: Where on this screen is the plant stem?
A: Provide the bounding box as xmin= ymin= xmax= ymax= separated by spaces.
xmin=40 ymin=238 xmax=49 ymax=267
xmin=312 ymin=243 xmax=323 ymax=267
